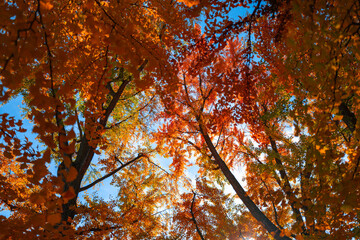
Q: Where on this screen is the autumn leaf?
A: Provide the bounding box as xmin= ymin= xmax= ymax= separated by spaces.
xmin=1 ymin=0 xmax=359 ymax=239
xmin=62 ymin=187 xmax=76 ymax=204
xmin=65 ymin=167 xmax=78 ymax=182
xmin=47 ymin=213 xmax=61 ymax=225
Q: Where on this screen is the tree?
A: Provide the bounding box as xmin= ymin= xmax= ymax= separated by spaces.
xmin=170 ymin=178 xmax=251 ymax=240
xmin=1 ymin=0 xmax=359 ymax=239
xmin=156 ymin=36 xmax=293 ymax=239
xmin=1 ymin=0 xmax=199 ymax=238
xmin=156 ymin=0 xmax=360 ymax=239
xmin=252 ymin=0 xmax=360 ymax=238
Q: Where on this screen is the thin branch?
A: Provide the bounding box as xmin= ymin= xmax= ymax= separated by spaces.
xmin=199 ymin=82 xmax=216 ymax=115
xmin=246 ymin=0 xmax=262 ymax=66
xmin=105 ymin=95 xmax=155 ymax=129
xmin=38 ymin=1 xmax=72 ymax=162
xmin=94 ymin=0 xmax=118 ymax=26
xmin=1 ymin=54 xmax=14 ymax=74
xmin=215 ymin=124 xmax=224 ymax=148
xmin=1 ymin=199 xmax=18 ymax=211
xmin=174 ymin=137 xmax=202 ymax=152
xmin=100 ymin=79 xmax=130 ymax=126
xmin=137 ymin=59 xmax=149 ymax=73
xmin=100 ymin=59 xmax=148 ymax=127
xmin=198 ymin=74 xmax=205 ymax=99
xmin=75 ymin=109 xmax=83 ymax=140
xmin=173 ymin=136 xmax=214 ymax=165
xmin=268 ymin=135 xmax=306 ymax=233
xmin=182 ymin=74 xmax=194 ymax=109
xmin=239 ymin=144 xmax=264 ymax=165
xmin=190 ymin=192 xmax=205 ymax=240
xmin=147 ymin=158 xmax=170 ymax=175
xmin=114 ymin=155 xmax=124 ymax=165
xmin=261 ymin=179 xmax=283 ymax=230
xmin=79 ymin=154 xmax=144 ymax=192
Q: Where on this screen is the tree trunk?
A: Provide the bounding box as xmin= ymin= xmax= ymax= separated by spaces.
xmin=199 ymin=125 xmax=291 ymax=240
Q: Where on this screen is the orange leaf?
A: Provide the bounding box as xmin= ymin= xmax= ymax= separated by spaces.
xmin=47 ymin=213 xmax=61 ymax=225
xmin=3 ymin=151 xmax=13 ymax=159
xmin=62 ymin=186 xmax=76 ymax=204
xmin=66 ymin=167 xmax=78 ymax=182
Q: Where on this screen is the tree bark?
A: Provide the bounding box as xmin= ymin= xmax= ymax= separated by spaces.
xmin=58 ymin=61 xmax=148 ymax=225
xmin=339 ymin=101 xmax=357 ymax=133
xmin=199 ymin=125 xmax=291 ymax=240
xmin=190 ymin=192 xmax=205 ymax=240
xmin=268 ymin=136 xmax=307 ymax=233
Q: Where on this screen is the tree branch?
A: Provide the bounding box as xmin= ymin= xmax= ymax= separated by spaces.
xmin=105 ymin=95 xmax=155 ymax=130
xmin=190 ymin=192 xmax=205 ymax=240
xmin=199 ymin=124 xmax=290 ymax=240
xmin=100 ymin=79 xmax=130 ymax=126
xmin=75 ymin=109 xmax=83 ymax=140
xmin=268 ymin=136 xmax=307 ymax=233
xmin=147 ymin=158 xmax=170 ymax=175
xmin=261 ymin=179 xmax=283 ymax=230
xmin=79 ymin=154 xmax=144 ymax=192
xmin=339 ymin=101 xmax=357 ymax=133
xmin=101 ymin=59 xmax=148 ymax=127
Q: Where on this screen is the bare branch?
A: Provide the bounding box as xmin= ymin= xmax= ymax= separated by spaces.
xmin=100 ymin=79 xmax=130 ymax=126
xmin=190 ymin=192 xmax=205 ymax=240
xmin=147 ymin=158 xmax=170 ymax=175
xmin=79 ymin=154 xmax=144 ymax=192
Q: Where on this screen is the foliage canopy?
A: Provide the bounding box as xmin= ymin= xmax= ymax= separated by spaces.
xmin=1 ymin=0 xmax=360 ymax=239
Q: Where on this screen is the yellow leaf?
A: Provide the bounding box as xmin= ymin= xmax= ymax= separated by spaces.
xmin=319 ymin=147 xmax=327 ymax=154
xmin=331 ymin=107 xmax=339 ymax=115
